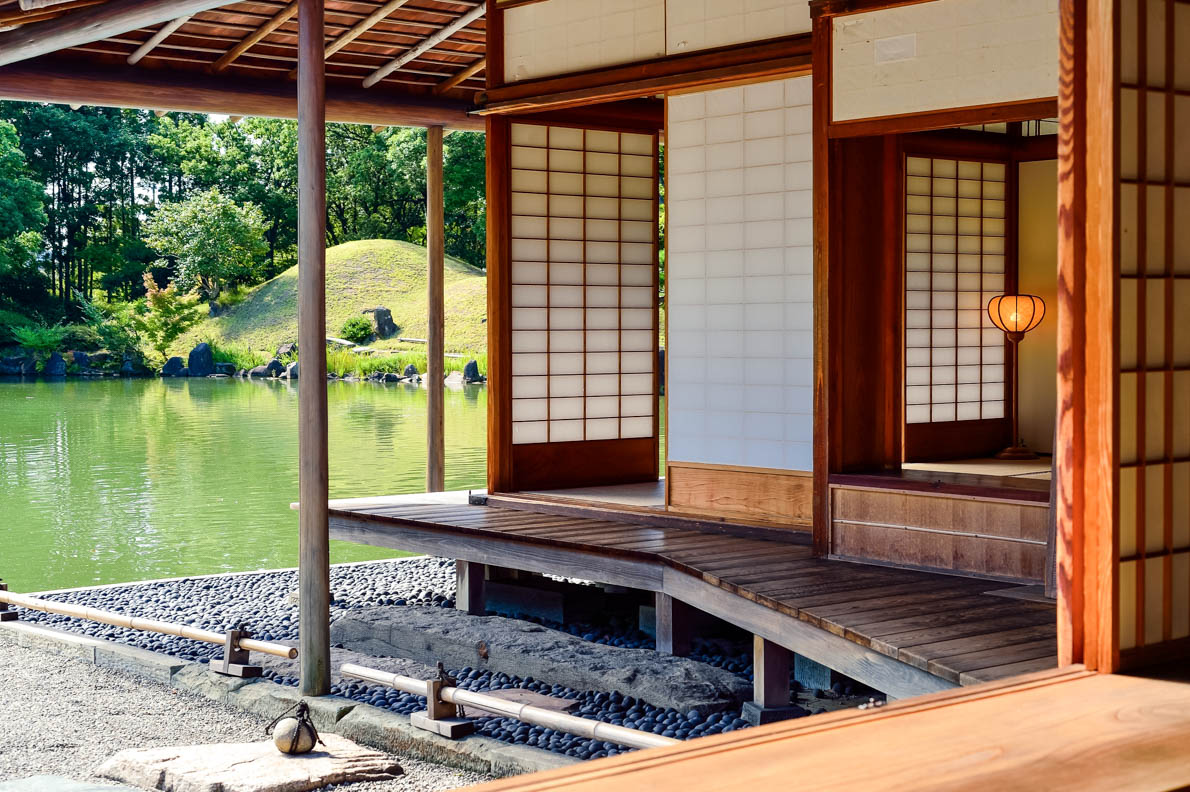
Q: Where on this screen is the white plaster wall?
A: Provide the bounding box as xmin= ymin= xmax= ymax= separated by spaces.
xmin=503 ymin=0 xmax=813 ymax=83
xmin=832 ymin=0 xmax=1059 ymax=122
xmin=665 ymin=0 xmax=811 ymax=55
xmin=503 ymin=0 xmax=665 ymax=83
xmin=666 ymin=76 xmax=814 ymax=471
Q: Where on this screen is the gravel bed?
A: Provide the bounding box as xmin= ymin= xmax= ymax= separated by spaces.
xmin=0 ymin=633 xmax=489 ymax=791
xmin=14 ymin=558 xmax=874 ymax=761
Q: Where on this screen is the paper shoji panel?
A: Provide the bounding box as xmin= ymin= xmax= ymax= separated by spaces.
xmin=509 ymin=122 xmax=658 ymax=446
xmin=665 ymin=76 xmax=815 ymax=471
xmin=1115 ymin=0 xmax=1190 ymax=653
xmin=904 ymin=156 xmax=1008 ymax=425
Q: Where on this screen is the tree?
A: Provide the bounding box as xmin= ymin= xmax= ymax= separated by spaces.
xmin=135 ymin=272 xmax=201 ymax=362
xmin=144 ymin=188 xmax=268 ymax=304
xmin=0 ymin=120 xmax=47 ymax=282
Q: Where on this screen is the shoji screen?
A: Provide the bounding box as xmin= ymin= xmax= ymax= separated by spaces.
xmin=1115 ymin=0 xmax=1190 ymax=657
xmin=501 ymin=120 xmax=660 ymax=490
xmin=903 ymin=154 xmax=1011 ymax=459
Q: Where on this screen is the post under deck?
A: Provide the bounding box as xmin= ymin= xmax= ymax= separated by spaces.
xmin=325 ymin=493 xmax=1057 ymax=700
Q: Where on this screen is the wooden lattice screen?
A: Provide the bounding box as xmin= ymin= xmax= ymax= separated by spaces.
xmin=1115 ymin=0 xmax=1190 ymax=655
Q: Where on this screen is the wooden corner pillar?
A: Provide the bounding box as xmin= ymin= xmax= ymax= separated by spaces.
xmin=297 ymin=0 xmax=330 ymax=697
xmin=426 ymin=124 xmax=445 ymax=493
xmin=1055 ymin=0 xmax=1116 ymax=674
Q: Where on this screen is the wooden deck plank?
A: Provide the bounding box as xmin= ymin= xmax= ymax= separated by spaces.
xmin=896 ymin=623 xmax=1058 ymax=670
xmin=958 ymin=655 xmax=1059 ymax=684
xmin=926 ymin=639 xmax=1058 ymax=682
xmin=330 ymin=499 xmax=1058 ymax=693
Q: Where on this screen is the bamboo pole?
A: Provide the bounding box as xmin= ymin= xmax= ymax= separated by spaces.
xmin=426 ymin=124 xmax=445 ymax=493
xmin=297 ymin=0 xmax=331 ymax=698
xmin=340 ymin=663 xmax=679 ymax=750
xmin=0 ymin=590 xmax=297 ymax=659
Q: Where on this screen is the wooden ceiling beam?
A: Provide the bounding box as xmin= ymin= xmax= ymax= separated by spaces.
xmin=127 ymin=14 xmax=191 ymax=64
xmin=434 ymin=55 xmax=483 ymax=94
xmin=284 ymin=0 xmax=413 ymax=79
xmin=211 ymin=0 xmax=297 ymax=73
xmin=0 ymin=0 xmax=236 ymax=67
xmin=0 ymin=57 xmax=485 ymax=129
xmin=362 ymin=1 xmax=484 ymax=88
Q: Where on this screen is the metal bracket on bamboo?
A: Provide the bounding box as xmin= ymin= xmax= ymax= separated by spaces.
xmin=411 ymin=663 xmax=475 ymax=739
xmin=212 ymin=626 xmax=264 ymax=678
xmin=0 ymin=582 xmax=17 ymax=622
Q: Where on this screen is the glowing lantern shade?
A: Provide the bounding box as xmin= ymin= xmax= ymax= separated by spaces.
xmin=986 ymin=294 xmax=1046 ymax=460
xmin=987 ymin=294 xmax=1045 ymax=343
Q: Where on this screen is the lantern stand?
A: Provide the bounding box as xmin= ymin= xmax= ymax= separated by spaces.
xmin=987 ymin=294 xmax=1046 ymax=460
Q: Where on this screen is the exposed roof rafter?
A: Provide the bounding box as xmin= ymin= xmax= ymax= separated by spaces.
xmin=0 ymin=0 xmax=236 ymax=68
xmin=362 ymin=1 xmax=484 ymax=89
xmin=127 ymin=14 xmax=191 ymax=65
xmin=211 ymin=0 xmax=298 ymax=74
xmin=434 ymin=56 xmax=483 ymax=94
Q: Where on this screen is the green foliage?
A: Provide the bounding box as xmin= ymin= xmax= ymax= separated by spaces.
xmin=136 ymin=272 xmax=202 ymax=362
xmin=201 ymin=338 xmax=266 ymax=371
xmin=12 ymin=323 xmax=66 ymax=357
xmin=0 ymin=307 xmax=32 ymax=345
xmin=215 ymin=285 xmax=249 ymax=311
xmin=144 ymin=188 xmax=268 ymax=303
xmin=0 ymin=121 xmax=46 ymax=277
xmin=74 ymin=289 xmax=142 ymax=355
xmin=60 ymin=324 xmax=104 ymax=351
xmin=323 ymin=348 xmax=483 ymax=379
xmin=340 ymin=315 xmax=374 ymax=345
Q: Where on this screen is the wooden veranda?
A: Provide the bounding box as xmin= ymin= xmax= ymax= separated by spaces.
xmin=327 ymin=494 xmax=1057 ymax=699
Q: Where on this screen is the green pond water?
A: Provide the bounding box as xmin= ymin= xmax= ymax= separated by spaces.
xmin=1 ymin=377 xmax=666 ymax=593
xmin=0 ymin=377 xmax=488 ymax=593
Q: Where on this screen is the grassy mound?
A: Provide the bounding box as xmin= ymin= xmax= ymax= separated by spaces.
xmin=177 ymin=239 xmax=486 ymax=357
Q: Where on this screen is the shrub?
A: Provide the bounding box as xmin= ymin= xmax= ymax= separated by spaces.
xmin=0 ymin=308 xmax=33 ymax=345
xmin=73 ymin=290 xmax=141 ymax=356
xmin=340 ymin=315 xmax=374 ymax=345
xmin=60 ymin=323 xmax=103 ymax=351
xmin=203 ymin=338 xmax=266 ymax=371
xmin=12 ymin=323 xmax=66 ymax=357
xmin=137 ymin=273 xmax=203 ymax=363
xmin=215 ymin=285 xmax=249 ymax=311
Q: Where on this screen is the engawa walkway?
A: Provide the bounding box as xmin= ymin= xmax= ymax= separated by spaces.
xmin=326 ymin=493 xmax=1056 ymax=698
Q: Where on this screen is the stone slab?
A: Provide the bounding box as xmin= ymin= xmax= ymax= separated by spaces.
xmin=0 ymin=776 xmax=139 ymax=792
xmin=0 ymin=622 xmax=185 ymax=682
xmin=331 ymin=607 xmax=751 ymax=713
xmin=97 ymin=733 xmax=402 ymax=792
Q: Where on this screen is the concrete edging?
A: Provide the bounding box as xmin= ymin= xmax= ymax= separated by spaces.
xmin=0 ymin=620 xmax=579 ymax=779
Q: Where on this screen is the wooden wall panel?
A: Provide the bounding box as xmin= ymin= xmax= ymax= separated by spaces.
xmin=831 ymin=486 xmax=1049 ymax=581
xmin=666 ymin=463 xmax=812 ymax=529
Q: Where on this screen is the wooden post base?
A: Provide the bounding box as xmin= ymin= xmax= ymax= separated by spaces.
xmin=411 ymin=711 xmax=475 ymax=739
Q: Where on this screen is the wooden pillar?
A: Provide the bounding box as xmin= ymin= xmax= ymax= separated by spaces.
xmin=655 ymin=593 xmax=692 ymax=656
xmin=426 ymin=124 xmax=445 ymax=492
xmin=297 ymin=0 xmax=330 ymax=698
xmin=752 ymin=636 xmax=791 ymax=709
xmin=455 ymin=560 xmax=486 ymax=615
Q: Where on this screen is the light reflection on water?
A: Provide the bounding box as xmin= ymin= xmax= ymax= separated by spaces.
xmin=0 ymin=377 xmax=487 ymax=592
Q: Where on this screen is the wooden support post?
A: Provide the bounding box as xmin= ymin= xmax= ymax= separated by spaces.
xmin=743 ymin=635 xmax=801 ymax=726
xmin=297 ymin=0 xmax=330 ymax=698
xmin=426 ymin=124 xmax=445 ymax=492
xmin=455 ymin=560 xmax=486 ymax=615
xmin=752 ymin=635 xmax=791 ymax=709
xmin=654 ymin=593 xmax=692 ymax=657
